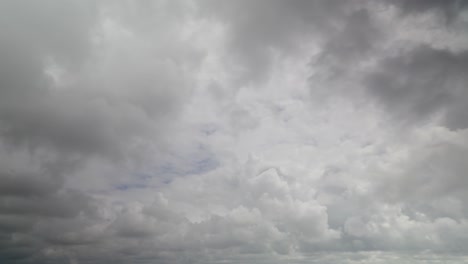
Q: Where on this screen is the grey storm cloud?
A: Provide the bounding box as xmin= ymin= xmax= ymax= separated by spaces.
xmin=199 ymin=0 xmax=359 ymax=84
xmin=386 ymin=0 xmax=468 ymax=21
xmin=1 ymin=0 xmax=468 ymax=264
xmin=366 ymin=45 xmax=468 ymax=129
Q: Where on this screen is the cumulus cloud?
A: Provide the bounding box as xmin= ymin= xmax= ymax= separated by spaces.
xmin=1 ymin=0 xmax=468 ymax=263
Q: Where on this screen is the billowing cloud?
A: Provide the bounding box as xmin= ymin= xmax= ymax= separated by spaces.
xmin=1 ymin=1 xmax=468 ymax=264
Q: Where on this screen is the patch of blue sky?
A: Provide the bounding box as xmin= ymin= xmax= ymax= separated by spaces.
xmin=115 ymin=183 xmax=147 ymax=191
xmin=155 ymin=155 xmax=219 ymax=177
xmin=157 ymin=144 xmax=218 ymax=178
xmin=186 ymin=156 xmax=219 ymax=175
xmin=118 ymin=143 xmax=219 ymax=190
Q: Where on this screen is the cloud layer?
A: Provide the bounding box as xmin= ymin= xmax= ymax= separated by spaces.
xmin=1 ymin=1 xmax=468 ymax=263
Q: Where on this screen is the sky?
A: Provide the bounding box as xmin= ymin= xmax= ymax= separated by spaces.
xmin=1 ymin=0 xmax=468 ymax=263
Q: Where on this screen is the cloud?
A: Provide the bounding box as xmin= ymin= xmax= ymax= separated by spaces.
xmin=0 ymin=0 xmax=199 ymax=262
xmin=366 ymin=45 xmax=468 ymax=129
xmin=199 ymin=0 xmax=361 ymax=84
xmin=1 ymin=0 xmax=468 ymax=263
xmin=385 ymin=0 xmax=468 ymax=22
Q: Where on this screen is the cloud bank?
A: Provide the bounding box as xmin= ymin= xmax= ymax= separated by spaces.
xmin=1 ymin=0 xmax=468 ymax=263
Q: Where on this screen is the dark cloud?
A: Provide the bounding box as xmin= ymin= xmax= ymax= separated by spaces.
xmin=0 ymin=147 xmax=101 ymax=262
xmin=0 ymin=0 xmax=194 ymax=262
xmin=0 ymin=170 xmax=61 ymax=198
xmin=200 ymin=0 xmax=359 ymax=84
xmin=0 ymin=0 xmax=99 ymax=154
xmin=322 ymin=9 xmax=378 ymax=62
xmin=386 ymin=0 xmax=468 ymax=21
xmin=0 ymin=0 xmax=192 ymax=161
xmin=366 ymin=45 xmax=468 ymax=129
xmin=310 ymin=7 xmax=382 ymax=93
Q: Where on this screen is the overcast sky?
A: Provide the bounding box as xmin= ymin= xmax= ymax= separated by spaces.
xmin=1 ymin=0 xmax=468 ymax=263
